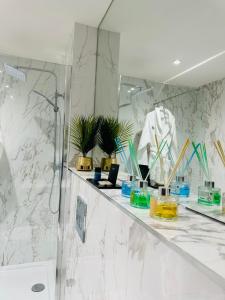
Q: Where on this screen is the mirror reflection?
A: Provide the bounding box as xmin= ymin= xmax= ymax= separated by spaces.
xmin=94 ymin=0 xmax=225 ymax=222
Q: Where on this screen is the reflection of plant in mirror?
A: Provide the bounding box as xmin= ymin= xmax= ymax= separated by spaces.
xmin=70 ymin=115 xmax=100 ymax=157
xmin=98 ymin=116 xmax=133 ymax=158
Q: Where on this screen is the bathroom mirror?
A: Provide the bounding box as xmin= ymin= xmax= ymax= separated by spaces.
xmin=95 ymin=0 xmax=225 ymax=221
xmin=185 ymin=202 xmax=225 ymax=225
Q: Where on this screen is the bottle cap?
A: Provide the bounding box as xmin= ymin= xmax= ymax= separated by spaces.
xmin=176 ymin=175 xmax=185 ymax=183
xmin=95 ymin=167 xmax=101 ymax=172
xmin=128 ymin=175 xmax=136 ymax=181
xmin=138 ymin=180 xmax=148 ymax=188
xmin=204 ymin=181 xmax=215 ymax=188
xmin=158 ymin=186 xmax=171 ymax=196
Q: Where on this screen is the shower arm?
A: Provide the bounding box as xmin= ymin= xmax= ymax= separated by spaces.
xmin=15 ymin=65 xmax=64 ymax=100
xmin=33 ymin=90 xmax=59 ymax=112
xmin=16 ymin=65 xmax=57 ymax=85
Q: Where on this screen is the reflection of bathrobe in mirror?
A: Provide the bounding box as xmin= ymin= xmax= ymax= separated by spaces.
xmin=138 ymin=106 xmax=177 ymax=182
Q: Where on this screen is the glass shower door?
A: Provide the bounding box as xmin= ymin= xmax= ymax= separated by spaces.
xmin=0 ymin=54 xmax=65 ymax=300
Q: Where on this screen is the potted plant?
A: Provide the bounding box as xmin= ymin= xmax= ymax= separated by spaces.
xmin=98 ymin=116 xmax=133 ymax=171
xmin=70 ymin=115 xmax=99 ymax=171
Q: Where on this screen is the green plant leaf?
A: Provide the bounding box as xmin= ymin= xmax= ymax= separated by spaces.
xmin=70 ymin=115 xmax=100 ymax=156
xmin=97 ymin=116 xmax=133 ymax=156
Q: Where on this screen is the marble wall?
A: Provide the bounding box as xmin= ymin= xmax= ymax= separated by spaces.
xmin=0 ymin=54 xmax=65 ymax=265
xmin=69 ymin=23 xmax=97 ymax=162
xmin=94 ymin=29 xmax=120 ymax=118
xmin=70 ymin=23 xmax=97 ymax=118
xmin=119 ymin=75 xmax=225 ymax=193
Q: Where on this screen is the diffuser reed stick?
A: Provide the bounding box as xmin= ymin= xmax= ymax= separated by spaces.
xmin=155 ymin=134 xmax=164 ymax=181
xmin=128 ymin=140 xmax=142 ymax=179
xmin=202 ymin=143 xmax=209 ymax=178
xmin=115 ymin=137 xmax=132 ymax=174
xmin=181 ymin=143 xmax=200 ymax=174
xmin=165 ymin=138 xmax=190 ymax=188
xmin=200 ymin=143 xmax=209 ymax=178
xmin=166 ymin=141 xmax=175 ymax=166
xmin=144 ymin=139 xmax=167 ymax=181
xmin=214 ymin=140 xmax=225 ymax=167
xmin=192 ymin=142 xmax=209 ymax=179
xmin=217 ymin=141 xmax=225 ymax=164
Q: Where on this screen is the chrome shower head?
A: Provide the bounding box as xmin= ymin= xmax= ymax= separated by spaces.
xmin=4 ymin=64 xmax=64 ymax=109
xmin=4 ymin=64 xmax=26 ymax=82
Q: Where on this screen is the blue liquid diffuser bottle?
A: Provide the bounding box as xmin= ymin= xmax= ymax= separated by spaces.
xmin=121 ymin=175 xmax=137 ymax=198
xmin=171 ymin=176 xmax=190 ymax=198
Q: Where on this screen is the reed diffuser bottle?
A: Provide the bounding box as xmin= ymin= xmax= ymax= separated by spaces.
xmin=171 ymin=175 xmax=190 ymax=198
xmin=130 ymin=180 xmax=150 ymax=209
xmin=121 ymin=175 xmax=137 ymax=198
xmin=198 ymin=181 xmax=221 ymax=206
xmin=150 ymin=138 xmax=190 ymax=220
xmin=222 ymin=193 xmax=225 ymax=214
xmin=153 ymin=187 xmax=178 ymax=220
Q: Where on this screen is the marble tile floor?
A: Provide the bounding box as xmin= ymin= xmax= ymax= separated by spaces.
xmin=0 ymin=260 xmax=55 ymax=300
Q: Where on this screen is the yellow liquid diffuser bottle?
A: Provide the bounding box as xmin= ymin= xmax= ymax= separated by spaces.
xmin=153 ymin=187 xmax=178 ymax=220
xmin=149 ymin=189 xmax=158 ymax=217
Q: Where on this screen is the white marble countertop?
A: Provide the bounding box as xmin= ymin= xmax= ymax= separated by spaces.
xmin=69 ymin=168 xmax=225 ymax=288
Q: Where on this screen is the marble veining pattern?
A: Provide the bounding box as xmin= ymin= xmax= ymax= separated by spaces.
xmin=70 ymin=23 xmax=97 ymax=118
xmin=69 ymin=23 xmax=97 ymax=163
xmin=62 ymin=170 xmax=225 ymax=300
xmin=95 ymin=29 xmax=120 ymax=118
xmin=0 ymin=54 xmax=65 ymax=265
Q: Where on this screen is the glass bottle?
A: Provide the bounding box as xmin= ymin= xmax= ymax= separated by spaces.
xmin=130 ymin=180 xmax=150 ymax=209
xmin=222 ymin=193 xmax=225 ymax=214
xmin=154 ymin=187 xmax=178 ymax=220
xmin=149 ymin=189 xmax=158 ymax=217
xmin=170 ymin=175 xmax=190 ymax=198
xmin=121 ymin=175 xmax=137 ymax=198
xmin=94 ymin=167 xmax=101 ymax=182
xmin=198 ymin=181 xmax=221 ymax=206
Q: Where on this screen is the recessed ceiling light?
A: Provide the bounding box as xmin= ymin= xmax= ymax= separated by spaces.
xmin=130 ymin=87 xmax=135 ymax=91
xmin=165 ymin=50 xmax=225 ymax=84
xmin=5 ymin=84 xmax=9 ymax=88
xmin=127 ymin=90 xmax=131 ymax=93
xmin=173 ymin=59 xmax=181 ymax=65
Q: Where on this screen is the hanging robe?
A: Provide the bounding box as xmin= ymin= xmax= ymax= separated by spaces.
xmin=138 ymin=106 xmax=177 ymax=182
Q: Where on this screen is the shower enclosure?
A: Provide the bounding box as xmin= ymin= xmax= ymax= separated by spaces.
xmin=0 ymin=53 xmax=69 ymax=300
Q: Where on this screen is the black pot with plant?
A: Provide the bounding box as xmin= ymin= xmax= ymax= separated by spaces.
xmin=70 ymin=115 xmax=100 ymax=171
xmin=97 ymin=116 xmax=133 ymax=171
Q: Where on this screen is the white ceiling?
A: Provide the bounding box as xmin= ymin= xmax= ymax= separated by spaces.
xmin=0 ymin=0 xmax=111 ymax=64
xmin=101 ymin=0 xmax=225 ymax=87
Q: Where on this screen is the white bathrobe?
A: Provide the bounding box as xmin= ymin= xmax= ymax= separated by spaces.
xmin=138 ymin=106 xmax=177 ymax=182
